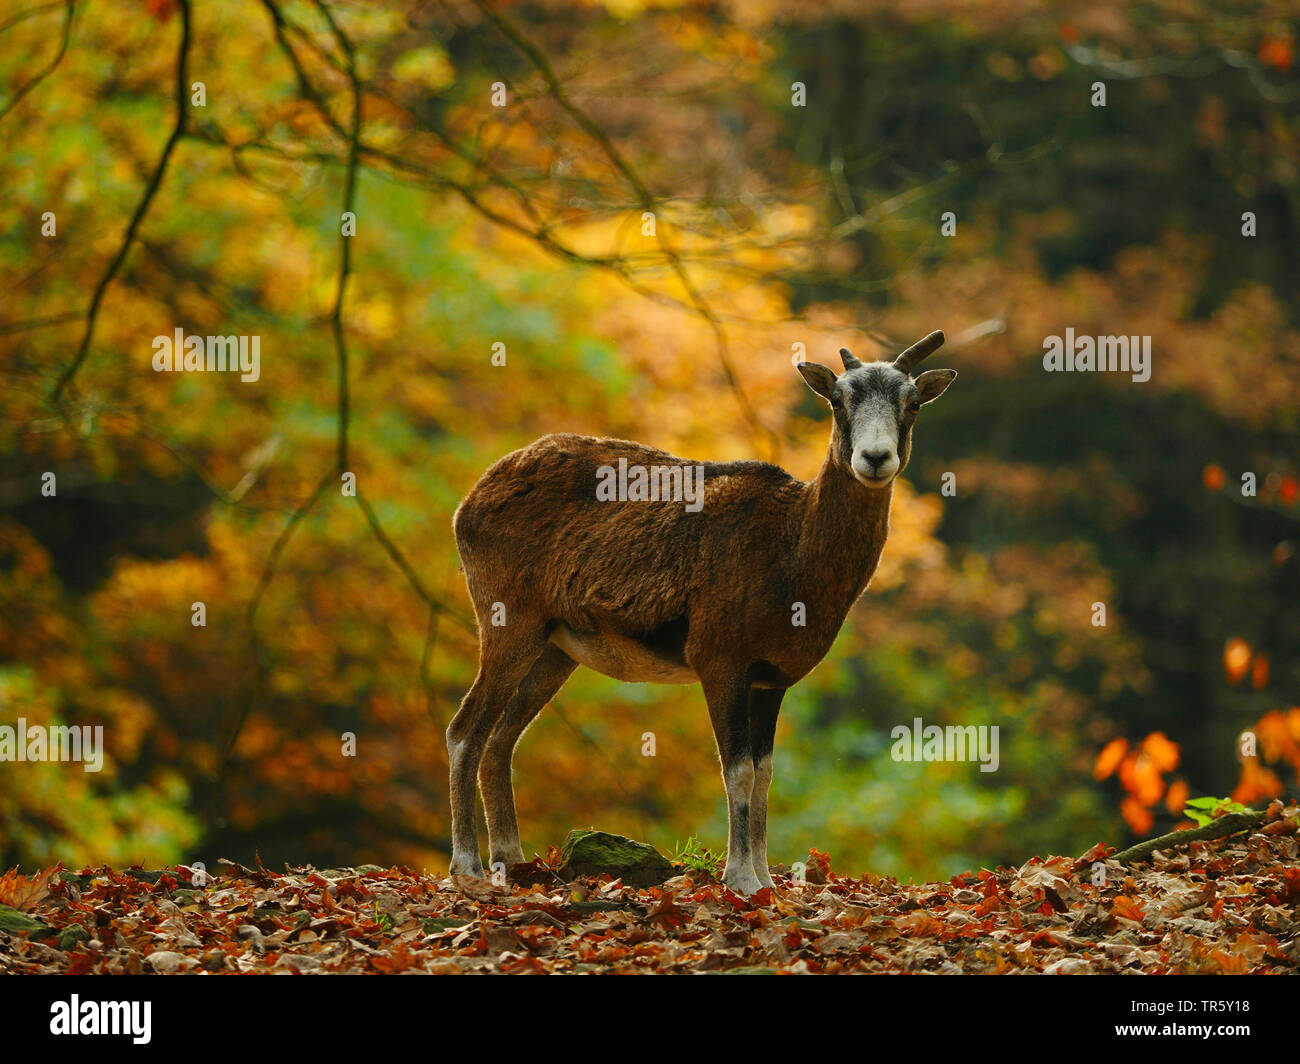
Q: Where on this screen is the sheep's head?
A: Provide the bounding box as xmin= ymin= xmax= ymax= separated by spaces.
xmin=798 ymin=330 xmax=955 ymax=488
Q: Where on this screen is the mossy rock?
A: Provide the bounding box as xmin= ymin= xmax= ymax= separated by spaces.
xmin=559 ymin=830 xmax=674 ymax=888
xmin=0 ymin=904 xmax=53 ymax=937
xmin=59 ymin=923 xmax=91 ymax=951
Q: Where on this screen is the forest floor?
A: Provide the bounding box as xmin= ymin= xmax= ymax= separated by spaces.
xmin=2 ymin=806 xmax=1297 ymax=975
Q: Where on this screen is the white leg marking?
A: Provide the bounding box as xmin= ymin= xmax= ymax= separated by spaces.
xmin=749 ymin=755 xmax=775 ymax=889
xmin=446 ymin=735 xmax=485 ymax=877
xmin=721 ymin=760 xmax=762 ymax=895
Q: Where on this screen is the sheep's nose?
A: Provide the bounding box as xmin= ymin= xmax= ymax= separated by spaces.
xmin=861 ymin=450 xmax=893 ymax=471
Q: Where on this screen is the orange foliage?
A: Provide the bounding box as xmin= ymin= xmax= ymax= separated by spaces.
xmin=1233 ymin=708 xmax=1300 ymax=806
xmin=1258 ymin=35 xmax=1294 ymax=72
xmin=1142 ymin=733 xmax=1179 ymax=773
xmin=1233 ymin=760 xmax=1284 ymax=806
xmin=1254 ymin=708 xmax=1300 ymax=765
xmin=1119 ymin=754 xmax=1165 ymax=807
xmin=1108 ymin=732 xmax=1182 ymax=835
xmin=1223 ymin=638 xmax=1252 ymax=685
xmin=1119 ymin=797 xmax=1153 ymax=836
xmin=1093 ymin=738 xmax=1127 ymax=780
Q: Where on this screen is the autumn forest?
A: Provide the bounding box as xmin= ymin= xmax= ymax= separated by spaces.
xmin=1 ymin=0 xmax=1298 ymax=896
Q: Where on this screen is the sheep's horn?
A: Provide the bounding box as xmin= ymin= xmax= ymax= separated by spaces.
xmin=839 ymin=347 xmax=861 ymax=371
xmin=893 ymin=330 xmax=945 ymax=373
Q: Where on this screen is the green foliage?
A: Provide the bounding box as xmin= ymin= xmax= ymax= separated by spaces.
xmin=1183 ymin=797 xmax=1255 ymax=828
xmin=670 ymin=835 xmax=724 ymax=877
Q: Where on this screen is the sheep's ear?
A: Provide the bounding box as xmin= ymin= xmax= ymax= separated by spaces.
xmin=797 ymin=361 xmax=837 ymax=401
xmin=915 ymin=368 xmax=956 ymax=405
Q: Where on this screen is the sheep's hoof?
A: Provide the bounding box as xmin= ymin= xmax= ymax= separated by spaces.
xmin=722 ymin=864 xmax=764 ymax=896
xmin=488 ymin=845 xmax=525 ymax=869
xmin=448 ymin=853 xmax=485 ymax=878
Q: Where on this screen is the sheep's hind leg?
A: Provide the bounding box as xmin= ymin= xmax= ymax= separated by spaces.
xmin=479 ymin=643 xmax=577 ymax=870
xmin=446 ymin=627 xmax=546 ymax=877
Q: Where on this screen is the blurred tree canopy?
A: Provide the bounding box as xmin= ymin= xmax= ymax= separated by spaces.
xmin=1 ymin=0 xmax=1297 ymax=880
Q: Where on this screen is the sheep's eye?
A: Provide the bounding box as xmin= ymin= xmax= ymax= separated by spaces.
xmin=908 ymin=400 xmax=920 ymax=414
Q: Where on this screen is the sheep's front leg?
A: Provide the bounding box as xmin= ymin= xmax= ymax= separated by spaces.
xmin=747 ymin=686 xmax=785 ymax=891
xmin=700 ymin=669 xmax=763 ymax=896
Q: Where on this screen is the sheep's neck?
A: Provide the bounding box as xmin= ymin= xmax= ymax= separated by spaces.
xmin=797 ymin=455 xmax=893 ymax=624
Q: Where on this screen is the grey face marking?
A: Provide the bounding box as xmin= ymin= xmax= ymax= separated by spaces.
xmin=830 ymin=363 xmax=919 ymax=487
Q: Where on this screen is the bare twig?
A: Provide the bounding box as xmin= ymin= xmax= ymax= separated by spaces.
xmin=356 ymin=495 xmax=474 ymax=631
xmin=475 ymin=0 xmax=777 ymax=457
xmin=0 ymin=0 xmax=74 ymax=122
xmin=50 ymin=0 xmax=189 ymax=403
xmin=0 ymin=311 xmax=82 ymax=336
xmin=219 ymin=3 xmax=475 ymax=783
xmin=217 ymin=469 xmax=333 ymax=780
xmin=312 ymin=0 xmax=360 ymax=474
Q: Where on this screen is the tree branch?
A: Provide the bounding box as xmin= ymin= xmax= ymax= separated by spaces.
xmin=312 ymin=0 xmax=360 ymax=475
xmin=0 ymin=0 xmax=74 ymax=123
xmin=475 ymin=0 xmax=777 ymax=457
xmin=50 ymin=0 xmax=189 ymax=403
xmin=1110 ymin=809 xmax=1269 ymax=866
